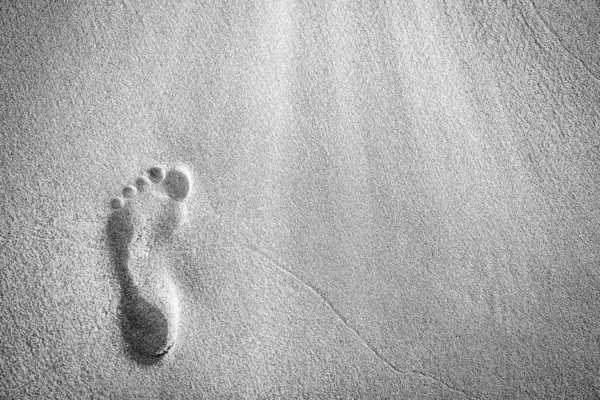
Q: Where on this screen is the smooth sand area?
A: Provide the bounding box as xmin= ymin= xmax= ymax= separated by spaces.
xmin=2 ymin=1 xmax=600 ymax=399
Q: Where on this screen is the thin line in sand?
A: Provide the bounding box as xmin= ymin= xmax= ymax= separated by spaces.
xmin=525 ymin=0 xmax=600 ymax=84
xmin=193 ymin=217 xmax=482 ymax=400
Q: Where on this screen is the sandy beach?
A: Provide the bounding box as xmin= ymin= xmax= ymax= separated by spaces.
xmin=2 ymin=1 xmax=600 ymax=398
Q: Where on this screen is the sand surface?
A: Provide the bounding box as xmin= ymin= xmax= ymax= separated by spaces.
xmin=2 ymin=1 xmax=600 ymax=398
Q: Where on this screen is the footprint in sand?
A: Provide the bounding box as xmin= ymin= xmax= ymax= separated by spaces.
xmin=107 ymin=166 xmax=193 ymax=361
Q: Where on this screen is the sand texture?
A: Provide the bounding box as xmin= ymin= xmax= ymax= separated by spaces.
xmin=2 ymin=1 xmax=600 ymax=399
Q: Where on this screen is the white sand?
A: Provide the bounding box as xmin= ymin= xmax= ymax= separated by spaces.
xmin=2 ymin=1 xmax=600 ymax=398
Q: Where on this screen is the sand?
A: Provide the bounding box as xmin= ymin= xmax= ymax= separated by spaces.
xmin=2 ymin=1 xmax=600 ymax=398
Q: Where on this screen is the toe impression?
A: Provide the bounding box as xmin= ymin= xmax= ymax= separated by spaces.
xmin=163 ymin=167 xmax=192 ymax=201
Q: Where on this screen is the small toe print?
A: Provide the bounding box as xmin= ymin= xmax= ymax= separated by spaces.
xmin=123 ymin=185 xmax=138 ymax=198
xmin=136 ymin=176 xmax=151 ymax=192
xmin=110 ymin=197 xmax=125 ymax=210
xmin=148 ymin=167 xmax=166 ymax=183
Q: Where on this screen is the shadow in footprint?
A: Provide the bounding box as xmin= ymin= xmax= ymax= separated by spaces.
xmin=107 ymin=206 xmax=172 ymax=366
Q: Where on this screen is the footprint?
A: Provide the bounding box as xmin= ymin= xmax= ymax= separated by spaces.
xmin=107 ymin=166 xmax=192 ymax=362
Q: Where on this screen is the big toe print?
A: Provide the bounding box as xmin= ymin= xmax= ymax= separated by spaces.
xmin=107 ymin=166 xmax=192 ymax=362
